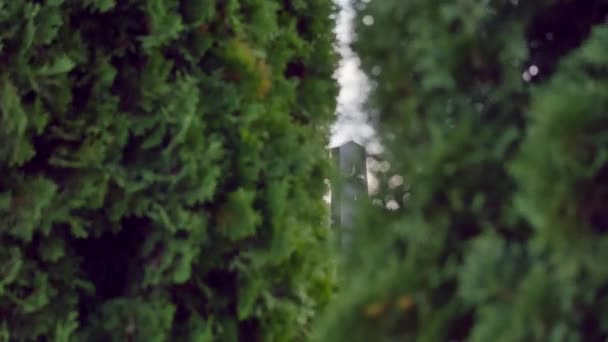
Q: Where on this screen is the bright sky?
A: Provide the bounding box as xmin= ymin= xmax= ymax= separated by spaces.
xmin=330 ymin=0 xmax=383 ymax=195
xmin=331 ymin=0 xmax=381 ymax=154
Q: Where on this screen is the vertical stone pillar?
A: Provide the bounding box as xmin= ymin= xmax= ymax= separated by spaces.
xmin=330 ymin=141 xmax=367 ymax=249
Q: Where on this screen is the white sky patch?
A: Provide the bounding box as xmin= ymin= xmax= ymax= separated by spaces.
xmin=331 ymin=0 xmax=381 ymax=155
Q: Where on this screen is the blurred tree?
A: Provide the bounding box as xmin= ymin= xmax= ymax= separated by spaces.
xmin=0 ymin=0 xmax=336 ymax=341
xmin=315 ymin=0 xmax=608 ymax=341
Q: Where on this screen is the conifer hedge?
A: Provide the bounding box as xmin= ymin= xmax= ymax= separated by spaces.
xmin=316 ymin=1 xmax=608 ymax=341
xmin=0 ymin=0 xmax=336 ymax=340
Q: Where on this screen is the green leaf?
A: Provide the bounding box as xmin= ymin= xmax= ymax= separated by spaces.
xmin=35 ymin=55 xmax=75 ymax=76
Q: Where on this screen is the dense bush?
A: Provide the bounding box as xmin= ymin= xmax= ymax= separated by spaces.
xmin=316 ymin=1 xmax=608 ymax=341
xmin=0 ymin=0 xmax=336 ymax=340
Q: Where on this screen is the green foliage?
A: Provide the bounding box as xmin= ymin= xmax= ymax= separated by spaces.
xmin=0 ymin=0 xmax=336 ymax=340
xmin=316 ymin=0 xmax=608 ymax=340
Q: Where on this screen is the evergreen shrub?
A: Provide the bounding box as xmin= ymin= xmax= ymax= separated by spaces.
xmin=316 ymin=1 xmax=608 ymax=341
xmin=0 ymin=0 xmax=336 ymax=340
